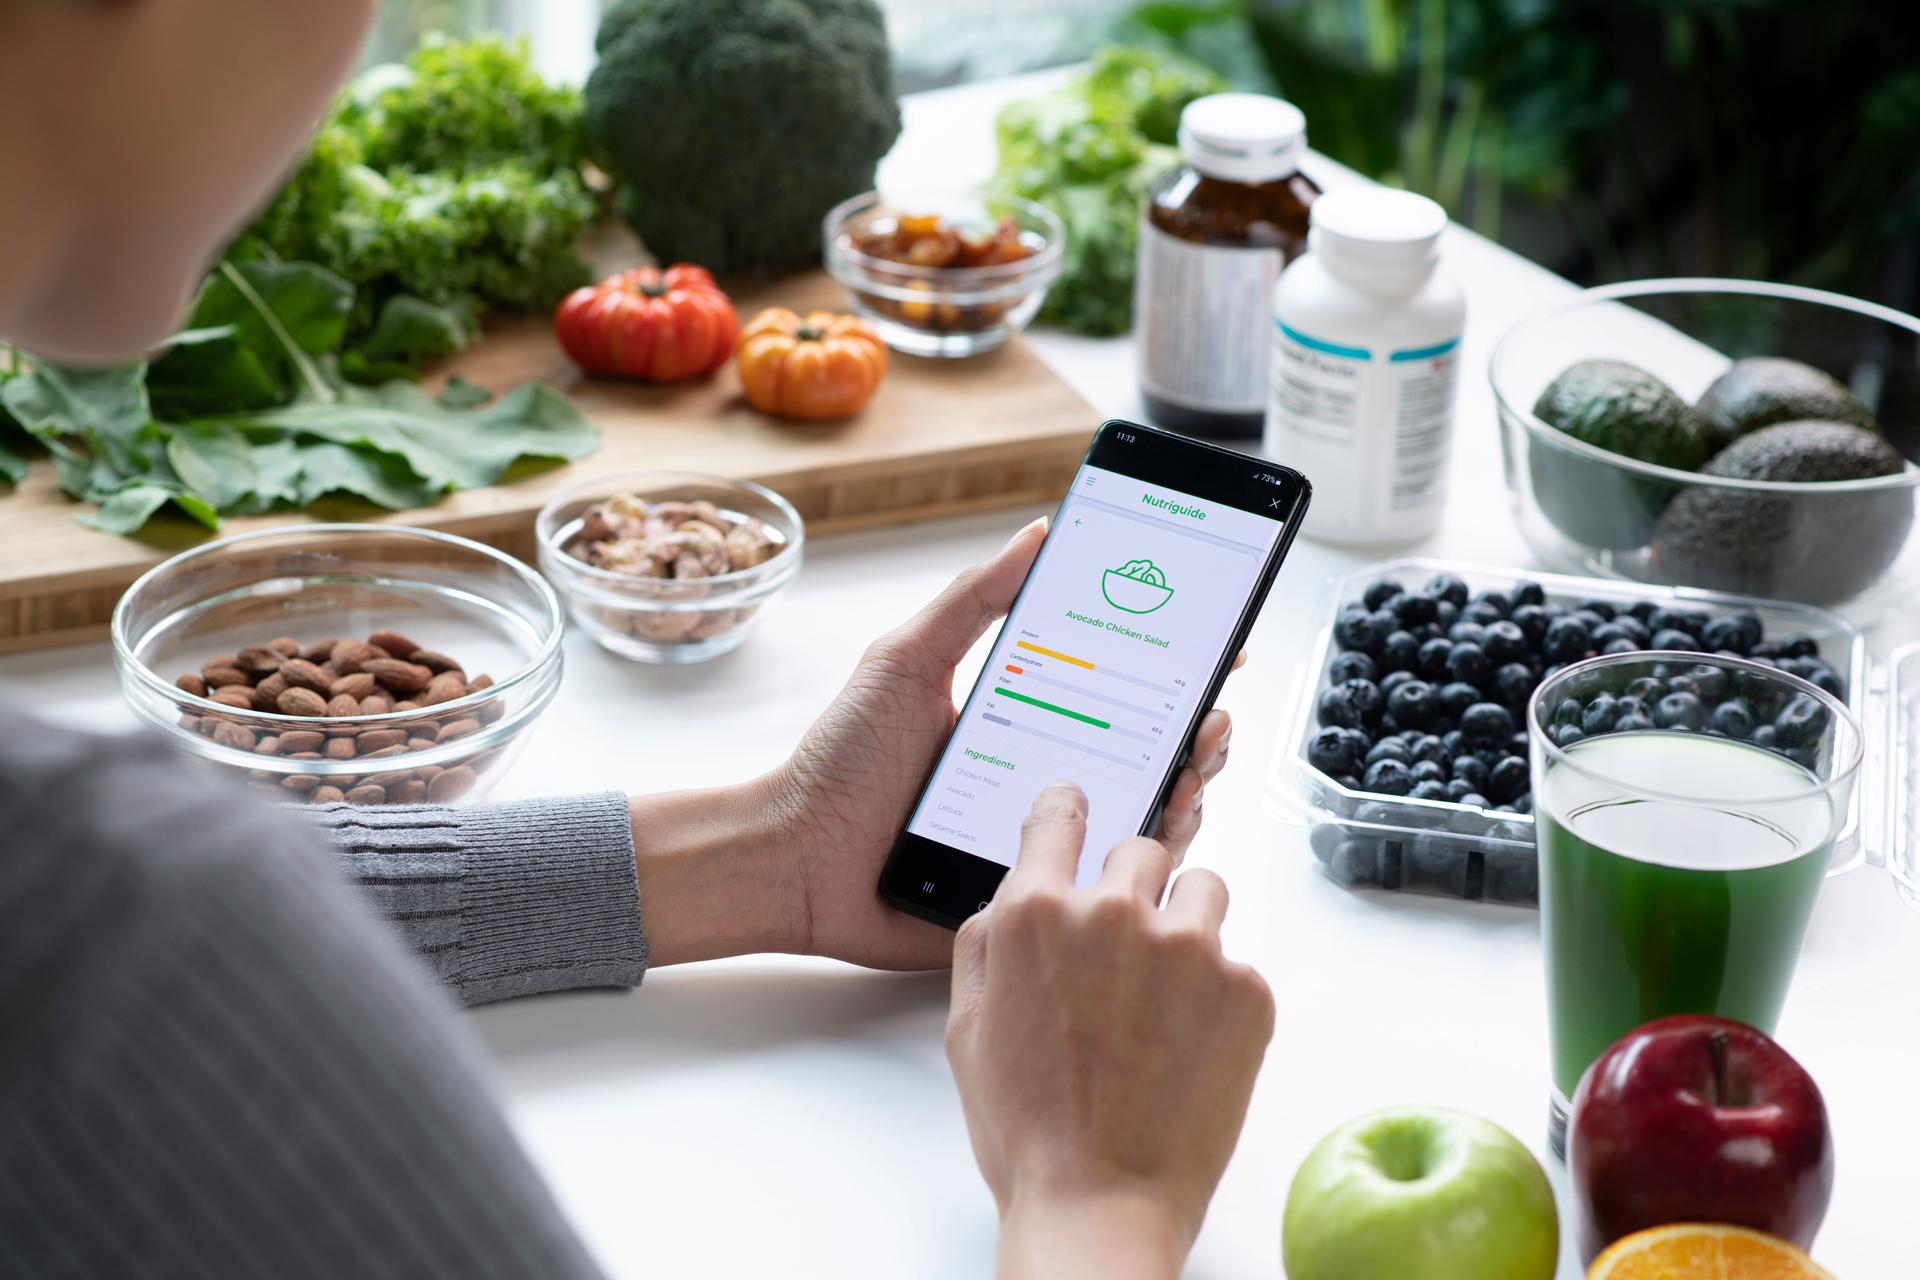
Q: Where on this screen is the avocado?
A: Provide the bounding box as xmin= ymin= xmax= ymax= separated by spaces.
xmin=1696 ymin=357 xmax=1877 ymax=453
xmin=1653 ymin=420 xmax=1912 ymax=603
xmin=1528 ymin=360 xmax=1707 ymax=550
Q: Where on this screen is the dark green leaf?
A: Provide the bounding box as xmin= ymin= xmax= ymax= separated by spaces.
xmin=74 ymin=479 xmax=220 ymax=534
xmin=435 ymin=375 xmax=493 ymax=409
xmin=165 ymin=259 xmax=352 ymax=405
xmin=165 ymin=422 xmax=267 ymax=511
xmin=292 ymin=441 xmax=443 ymax=509
xmin=148 ymin=335 xmax=282 ymax=417
xmin=0 ymin=362 xmax=153 ymax=473
xmin=357 ymin=293 xmax=481 ymax=364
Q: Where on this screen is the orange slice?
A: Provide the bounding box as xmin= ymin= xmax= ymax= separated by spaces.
xmin=1588 ymin=1223 xmax=1835 ymax=1280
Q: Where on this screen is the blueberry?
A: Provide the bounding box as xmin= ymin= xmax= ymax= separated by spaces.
xmin=1613 ymin=695 xmax=1649 ymax=723
xmin=1409 ymin=780 xmax=1450 ymax=801
xmin=1434 ymin=600 xmax=1460 ymax=629
xmin=1317 ymin=684 xmax=1361 ymax=728
xmin=1409 ymin=760 xmax=1447 ymax=785
xmin=1751 ymin=724 xmax=1778 ymax=749
xmin=1543 ymin=617 xmax=1592 ymax=664
xmin=1615 ymin=713 xmax=1654 ymax=733
xmin=1510 ymin=793 xmax=1535 ymax=815
xmin=1711 ymin=698 xmax=1755 ymax=738
xmin=1508 ymin=730 xmax=1531 ymax=756
xmin=1786 ymin=744 xmax=1821 ymax=770
xmin=1424 ymin=574 xmax=1469 ymax=608
xmin=1571 ymin=609 xmax=1611 ymax=633
xmin=1542 ymin=662 xmax=1568 ymax=684
xmin=1413 ymin=734 xmax=1451 ymax=767
xmin=1589 ymin=623 xmax=1639 ymax=651
xmin=1482 ymin=621 xmax=1527 ymax=664
xmin=1393 ymin=593 xmax=1438 ymax=626
xmin=1551 ymin=696 xmax=1584 ymax=727
xmin=1614 ymin=616 xmax=1652 ymax=645
xmin=1334 ymin=607 xmax=1381 ymax=653
xmin=1387 ymin=680 xmax=1437 ymax=727
xmin=1400 ymin=727 xmax=1426 ymax=743
xmin=1651 ymin=628 xmax=1702 ymax=652
xmin=1772 ymin=694 xmax=1829 ymax=748
xmin=1493 ymin=662 xmax=1535 ymax=706
xmin=1750 ymin=640 xmax=1782 ymax=660
xmin=1510 ymin=603 xmax=1550 ymax=645
xmin=1550 ymin=723 xmax=1587 ymax=747
xmin=1626 ymin=676 xmax=1664 ymax=702
xmin=1379 ymin=630 xmax=1420 ymax=672
xmin=1365 ymin=738 xmax=1412 ymax=768
xmin=1580 ymin=693 xmax=1617 ymax=736
xmin=1654 ymin=691 xmax=1707 ymax=730
xmin=1443 ymin=778 xmax=1476 ymax=802
xmin=1702 ymin=615 xmax=1753 ymax=654
xmin=1447 ymin=642 xmax=1491 ymax=686
xmin=1362 ymin=759 xmax=1415 ymax=796
xmin=1327 ymin=650 xmax=1378 ymax=685
xmin=1362 ymin=578 xmax=1405 ymax=610
xmin=1575 ymin=598 xmax=1617 ymax=621
xmin=1624 ymin=599 xmax=1658 ymax=622
xmin=1451 ymin=756 xmax=1489 ymax=789
xmin=1369 ymin=608 xmax=1400 ymax=641
xmin=1682 ymin=665 xmax=1728 ymax=702
xmin=1462 ymin=702 xmax=1516 ymax=743
xmin=1345 ymin=678 xmax=1384 ymax=724
xmin=1471 ymin=590 xmax=1512 ymax=618
xmin=1378 ymin=713 xmax=1404 ymax=736
xmin=1308 ymin=726 xmax=1359 ymax=774
xmin=1458 ymin=792 xmax=1491 ymax=809
xmin=1599 ymin=638 xmax=1636 ymax=654
xmin=1447 ymin=621 xmax=1487 ymax=647
xmin=1781 ymin=635 xmax=1817 ymax=659
xmin=1380 ymin=669 xmax=1418 ymax=700
xmin=1462 ymin=601 xmax=1504 ymax=626
xmin=1417 ymin=637 xmax=1455 ymax=680
xmin=1441 ymin=729 xmax=1466 ymax=756
xmin=1489 ymin=756 xmax=1529 ymax=801
xmin=1511 ymin=580 xmax=1546 ymax=607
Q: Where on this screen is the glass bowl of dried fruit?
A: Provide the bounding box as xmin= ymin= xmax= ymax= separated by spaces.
xmin=535 ymin=472 xmax=804 ymax=665
xmin=823 ymin=189 xmax=1064 ymax=358
xmin=112 ymin=525 xmax=565 ymax=807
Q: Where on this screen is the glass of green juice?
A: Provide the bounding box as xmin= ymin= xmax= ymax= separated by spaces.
xmin=1529 ymin=652 xmax=1861 ymax=1156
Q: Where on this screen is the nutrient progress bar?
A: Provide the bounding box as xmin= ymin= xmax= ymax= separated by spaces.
xmin=1013 ymin=641 xmax=1179 ymax=696
xmin=980 ymin=713 xmax=1147 ymax=770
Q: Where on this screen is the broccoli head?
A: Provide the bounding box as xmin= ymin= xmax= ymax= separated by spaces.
xmin=585 ymin=0 xmax=902 ymax=273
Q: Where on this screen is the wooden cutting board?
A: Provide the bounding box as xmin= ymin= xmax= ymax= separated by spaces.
xmin=0 ymin=270 xmax=1097 ymax=654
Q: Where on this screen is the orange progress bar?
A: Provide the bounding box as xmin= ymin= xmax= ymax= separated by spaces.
xmin=1014 ymin=641 xmax=1094 ymax=669
xmin=1004 ymin=664 xmax=1022 ymax=675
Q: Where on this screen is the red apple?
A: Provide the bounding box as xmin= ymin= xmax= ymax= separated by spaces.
xmin=1567 ymin=1014 xmax=1832 ymax=1261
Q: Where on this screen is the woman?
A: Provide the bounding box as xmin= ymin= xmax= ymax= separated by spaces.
xmin=0 ymin=3 xmax=1274 ymax=1277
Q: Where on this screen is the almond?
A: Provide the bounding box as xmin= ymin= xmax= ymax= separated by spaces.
xmin=277 ymin=730 xmax=325 ymax=753
xmin=387 ymin=779 xmax=428 ymax=805
xmin=469 ymin=674 xmax=495 ymax=691
xmin=393 ymin=700 xmax=419 ymax=712
xmin=281 ymin=774 xmax=321 ymax=792
xmin=286 ymin=751 xmax=323 ymax=761
xmin=268 ymin=636 xmax=303 ymax=658
xmin=329 ymin=672 xmax=377 ymax=700
xmin=175 ymin=673 xmax=208 ymax=698
xmin=355 ymin=728 xmax=408 ymax=753
xmin=310 ymin=785 xmax=347 ymax=804
xmin=302 ymin=638 xmax=342 ymax=664
xmin=325 ymin=737 xmax=358 ymax=760
xmin=359 ymin=694 xmax=393 ymax=716
xmin=364 ymin=658 xmax=432 ymax=695
xmin=367 ymin=769 xmax=415 ymax=789
xmin=345 ymin=784 xmax=387 ymax=806
xmin=419 ymin=671 xmax=467 ymax=706
xmin=327 ymin=694 xmax=361 ymax=718
xmin=438 ymin=718 xmax=483 ymax=742
xmin=407 ymin=737 xmax=437 ymax=751
xmin=210 ymin=689 xmax=255 ymax=711
xmin=252 ymin=671 xmax=290 ymax=712
xmin=212 ymin=722 xmax=257 ymax=751
xmin=235 ymin=646 xmax=283 ymax=676
xmin=255 ymin=736 xmax=282 ymax=756
xmin=361 ymin=744 xmax=409 ymax=760
xmin=329 ymin=640 xmax=378 ymax=673
xmin=278 ymin=658 xmax=331 ymax=694
xmin=477 ymin=698 xmax=507 ymax=725
xmin=414 ymin=765 xmax=444 ymax=781
xmin=368 ymin=630 xmax=421 ymax=661
xmin=404 ymin=721 xmax=440 ymax=744
xmin=202 ymin=664 xmax=249 ymax=689
xmin=410 ymin=649 xmax=464 ymax=675
xmin=277 ymin=687 xmax=328 ymax=717
xmin=427 ymin=766 xmax=477 ymax=803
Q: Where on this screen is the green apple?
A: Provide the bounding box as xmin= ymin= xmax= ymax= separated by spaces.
xmin=1282 ymin=1107 xmax=1558 ymax=1280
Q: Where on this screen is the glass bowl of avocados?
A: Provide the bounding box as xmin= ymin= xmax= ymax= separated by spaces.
xmin=1491 ymin=279 xmax=1920 ymax=616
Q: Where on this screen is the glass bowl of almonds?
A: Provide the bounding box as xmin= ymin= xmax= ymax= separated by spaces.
xmin=112 ymin=525 xmax=564 ymax=807
xmin=535 ymin=472 xmax=804 ymax=664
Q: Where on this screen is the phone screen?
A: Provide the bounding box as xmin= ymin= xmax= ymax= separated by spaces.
xmin=882 ymin=421 xmax=1309 ymax=925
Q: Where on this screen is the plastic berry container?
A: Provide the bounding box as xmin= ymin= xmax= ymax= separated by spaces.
xmin=1268 ymin=556 xmax=1870 ymax=907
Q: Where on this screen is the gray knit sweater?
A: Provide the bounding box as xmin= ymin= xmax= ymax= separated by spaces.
xmin=0 ymin=711 xmax=644 ymax=1278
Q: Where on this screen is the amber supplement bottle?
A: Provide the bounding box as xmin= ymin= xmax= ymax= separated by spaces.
xmin=1135 ymin=93 xmax=1320 ymax=439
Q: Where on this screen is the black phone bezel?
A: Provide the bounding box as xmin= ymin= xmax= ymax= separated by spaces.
xmin=877 ymin=419 xmax=1311 ymax=930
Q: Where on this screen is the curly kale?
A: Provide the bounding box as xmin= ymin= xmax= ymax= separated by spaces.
xmin=585 ymin=0 xmax=901 ymax=273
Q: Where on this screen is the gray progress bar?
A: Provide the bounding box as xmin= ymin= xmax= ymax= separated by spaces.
xmin=1007 ymin=667 xmax=1169 ymax=721
xmin=980 ymin=712 xmax=1147 ymax=771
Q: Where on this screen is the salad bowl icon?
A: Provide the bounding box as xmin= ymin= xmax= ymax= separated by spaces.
xmin=1102 ymin=558 xmax=1174 ymax=614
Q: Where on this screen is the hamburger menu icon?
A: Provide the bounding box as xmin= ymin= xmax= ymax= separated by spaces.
xmin=1102 ymin=558 xmax=1174 ymax=615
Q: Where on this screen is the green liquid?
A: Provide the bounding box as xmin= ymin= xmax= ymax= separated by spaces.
xmin=1538 ymin=732 xmax=1833 ymax=1100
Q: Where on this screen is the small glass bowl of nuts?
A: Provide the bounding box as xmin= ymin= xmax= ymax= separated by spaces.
xmin=535 ymin=472 xmax=804 ymax=665
xmin=823 ymin=189 xmax=1064 ymax=358
xmin=112 ymin=525 xmax=564 ymax=807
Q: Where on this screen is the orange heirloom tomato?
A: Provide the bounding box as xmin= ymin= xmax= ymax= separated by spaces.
xmin=736 ymin=308 xmax=888 ymax=421
xmin=554 ymin=264 xmax=738 ymax=382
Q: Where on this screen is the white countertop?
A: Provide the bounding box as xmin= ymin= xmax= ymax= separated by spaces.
xmin=7 ymin=69 xmax=1914 ymax=1279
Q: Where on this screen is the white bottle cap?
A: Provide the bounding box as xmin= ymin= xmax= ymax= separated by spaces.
xmin=1307 ymin=188 xmax=1448 ymax=272
xmin=1177 ymin=93 xmax=1307 ymax=184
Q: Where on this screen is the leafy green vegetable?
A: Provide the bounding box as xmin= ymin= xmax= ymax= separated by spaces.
xmin=585 ymin=0 xmax=901 ymax=273
xmin=991 ymin=47 xmax=1224 ymax=336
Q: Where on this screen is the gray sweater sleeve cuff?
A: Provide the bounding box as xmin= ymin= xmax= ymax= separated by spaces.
xmin=305 ymin=792 xmax=648 ymax=1006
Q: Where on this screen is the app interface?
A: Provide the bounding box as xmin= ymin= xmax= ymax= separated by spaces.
xmin=908 ymin=464 xmax=1287 ymax=885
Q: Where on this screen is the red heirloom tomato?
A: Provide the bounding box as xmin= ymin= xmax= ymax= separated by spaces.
xmin=554 ymin=265 xmax=739 ymax=381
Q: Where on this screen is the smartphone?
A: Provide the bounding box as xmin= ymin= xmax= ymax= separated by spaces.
xmin=878 ymin=420 xmax=1310 ymax=929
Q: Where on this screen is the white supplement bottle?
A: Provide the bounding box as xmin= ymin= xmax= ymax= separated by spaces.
xmin=1266 ymin=188 xmax=1464 ymax=545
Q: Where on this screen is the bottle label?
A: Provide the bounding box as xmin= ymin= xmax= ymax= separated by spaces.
xmin=1267 ymin=320 xmax=1460 ymax=536
xmin=1135 ymin=220 xmax=1285 ymax=414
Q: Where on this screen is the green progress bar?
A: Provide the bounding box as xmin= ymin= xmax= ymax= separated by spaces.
xmin=999 ymin=687 xmax=1110 ymax=729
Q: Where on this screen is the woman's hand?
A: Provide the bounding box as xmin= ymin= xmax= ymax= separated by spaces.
xmin=947 ymin=785 xmax=1275 ymax=1280
xmin=628 ymin=518 xmax=1239 ymax=969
